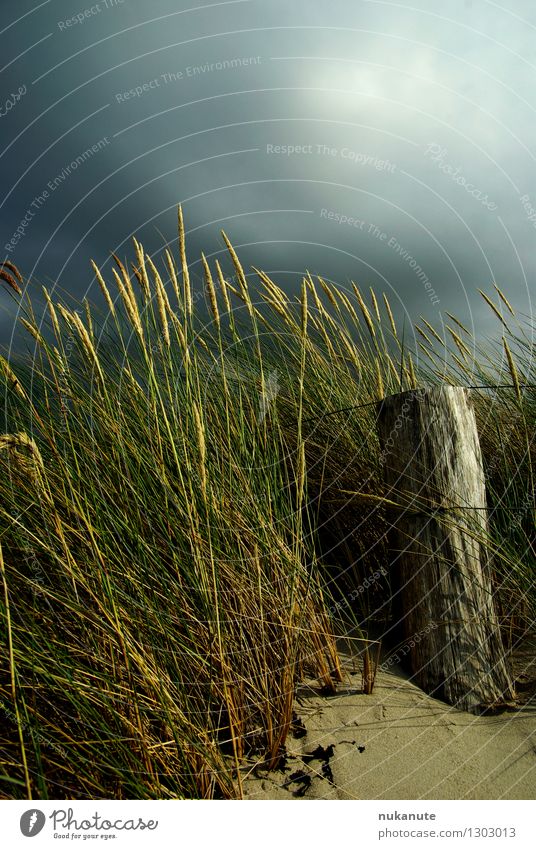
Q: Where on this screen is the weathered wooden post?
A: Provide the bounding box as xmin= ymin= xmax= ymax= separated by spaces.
xmin=377 ymin=386 xmax=514 ymax=713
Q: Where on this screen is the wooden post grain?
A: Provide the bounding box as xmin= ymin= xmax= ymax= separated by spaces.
xmin=377 ymin=386 xmax=514 ymax=713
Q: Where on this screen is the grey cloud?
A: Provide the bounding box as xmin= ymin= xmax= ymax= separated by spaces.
xmin=1 ymin=0 xmax=535 ymax=354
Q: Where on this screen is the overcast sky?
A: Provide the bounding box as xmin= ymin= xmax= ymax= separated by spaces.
xmin=1 ymin=0 xmax=535 ymax=354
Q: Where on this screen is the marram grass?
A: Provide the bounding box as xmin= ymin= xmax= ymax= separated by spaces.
xmin=0 ymin=226 xmax=534 ymax=799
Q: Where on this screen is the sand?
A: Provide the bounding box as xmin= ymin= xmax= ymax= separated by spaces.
xmin=243 ymin=652 xmax=536 ymax=800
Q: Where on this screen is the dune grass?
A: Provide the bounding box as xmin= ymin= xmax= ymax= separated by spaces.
xmin=0 ymin=216 xmax=534 ymax=799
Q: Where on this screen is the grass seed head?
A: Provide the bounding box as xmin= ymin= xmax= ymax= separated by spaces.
xmin=353 ymin=284 xmax=376 ymax=338
xmin=0 ymin=267 xmax=22 ymax=295
xmin=71 ymin=311 xmax=105 ymax=383
xmin=132 ymin=240 xmax=151 ymax=301
xmin=370 ymin=288 xmax=381 ymax=322
xmin=0 ymin=356 xmax=27 ymax=399
xmin=178 ymin=206 xmax=192 ymax=315
xmin=375 ymin=358 xmax=385 ymax=399
xmin=0 ymin=432 xmax=45 ymax=489
xmin=111 ymin=268 xmax=144 ymax=340
xmin=202 ymin=254 xmax=220 ymax=331
xmin=494 ymin=285 xmax=515 ymax=317
xmin=318 ymin=277 xmax=338 ymax=308
xmin=192 ymin=401 xmax=207 ymax=495
xmin=147 ymin=256 xmax=171 ymax=348
xmin=421 ymin=318 xmax=444 ymax=346
xmin=383 ymin=293 xmax=397 ymax=338
xmin=479 ymin=289 xmax=509 ymax=328
xmin=503 ymin=337 xmax=522 ymax=402
xmin=301 ymin=279 xmax=308 ymax=338
xmin=1 ymin=260 xmax=23 ymax=283
xmin=90 ymin=262 xmax=116 ymax=318
xmin=19 ymin=318 xmax=45 ymax=346
xmin=165 ymin=248 xmax=182 ymax=308
xmin=215 ymin=260 xmax=232 ymax=316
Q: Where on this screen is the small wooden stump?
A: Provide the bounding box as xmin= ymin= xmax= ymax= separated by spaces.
xmin=377 ymin=386 xmax=514 ymax=713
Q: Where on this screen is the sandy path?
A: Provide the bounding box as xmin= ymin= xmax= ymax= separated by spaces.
xmin=243 ymin=659 xmax=536 ymax=800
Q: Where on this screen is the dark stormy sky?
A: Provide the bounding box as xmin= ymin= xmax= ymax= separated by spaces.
xmin=1 ymin=0 xmax=535 ymax=353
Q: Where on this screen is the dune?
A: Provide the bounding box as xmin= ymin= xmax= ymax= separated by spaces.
xmin=243 ymin=650 xmax=536 ymax=800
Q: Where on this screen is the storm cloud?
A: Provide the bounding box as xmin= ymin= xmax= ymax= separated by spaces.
xmin=1 ymin=0 xmax=535 ymax=351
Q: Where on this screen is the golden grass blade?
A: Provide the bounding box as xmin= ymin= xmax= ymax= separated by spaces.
xmin=301 ymin=278 xmax=308 ymax=339
xmin=353 ymin=284 xmax=376 ymax=338
xmin=446 ymin=312 xmax=471 ymax=336
xmin=112 ymin=253 xmax=139 ymax=309
xmin=338 ymin=329 xmax=360 ymax=370
xmin=418 ymin=341 xmax=441 ymax=364
xmin=84 ymin=298 xmax=94 ymax=344
xmin=111 ymin=268 xmax=144 ymax=341
xmin=221 ymin=230 xmax=249 ymax=301
xmin=57 ymin=308 xmax=105 ymax=384
xmin=503 ymin=337 xmax=522 ymax=401
xmin=215 ymin=260 xmax=232 ymax=317
xmin=20 ymin=318 xmax=46 ymax=346
xmin=255 ymin=268 xmax=288 ymax=307
xmin=337 ymin=288 xmax=361 ymax=326
xmin=383 ymin=293 xmax=397 ymax=338
xmin=165 ymin=248 xmax=181 ymax=308
xmin=407 ymin=353 xmax=417 ymax=388
xmin=446 ymin=326 xmax=471 ymax=360
xmin=479 ymin=289 xmax=509 ymax=329
xmin=147 ymin=256 xmax=171 ymax=348
xmin=91 ymin=261 xmax=116 ymax=318
xmin=415 ymin=324 xmax=434 ymax=348
xmin=178 ymin=206 xmax=192 ymax=315
xmin=170 ymin=313 xmax=189 ymax=360
xmin=450 ymin=351 xmax=473 ymax=378
xmin=310 ymin=314 xmax=338 ymax=362
xmin=318 ymin=277 xmax=338 ymax=308
xmin=132 ymin=239 xmax=151 ymax=301
xmin=375 ymin=358 xmax=385 ymax=399
xmin=307 ymin=275 xmax=325 ymax=317
xmin=192 ymin=401 xmax=207 ymax=497
xmin=0 ymin=541 xmax=32 ymax=798
xmin=495 ymin=285 xmax=515 ymax=316
xmin=202 ymin=254 xmax=220 ymax=331
xmin=421 ymin=317 xmax=444 ymax=346
xmin=0 ymin=356 xmax=27 ymax=399
xmin=370 ymin=287 xmax=381 ymax=322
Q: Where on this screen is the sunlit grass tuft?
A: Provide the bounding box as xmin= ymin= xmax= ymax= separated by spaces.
xmin=0 ymin=214 xmax=534 ymax=799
